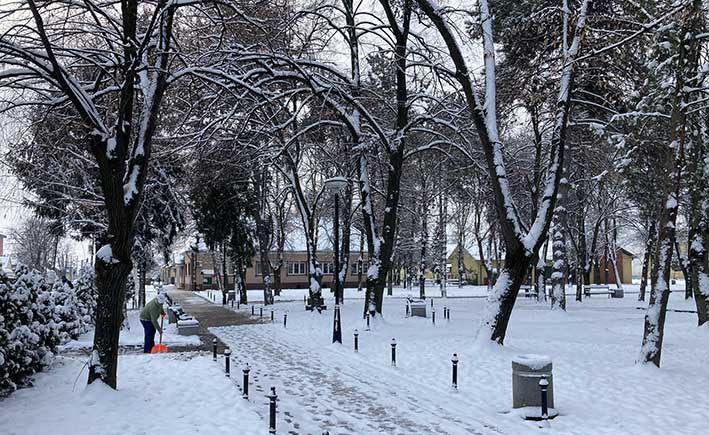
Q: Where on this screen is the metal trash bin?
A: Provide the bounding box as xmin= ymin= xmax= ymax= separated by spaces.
xmin=612 ymin=288 xmax=624 ymax=298
xmin=409 ymin=300 xmax=427 ymax=317
xmin=512 ymin=354 xmax=556 ymax=417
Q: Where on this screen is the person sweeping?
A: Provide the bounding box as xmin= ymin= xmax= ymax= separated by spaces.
xmin=140 ymin=292 xmax=167 ymax=353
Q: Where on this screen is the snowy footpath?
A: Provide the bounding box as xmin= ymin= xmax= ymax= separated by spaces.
xmin=0 ymin=353 xmax=264 ymax=435
xmin=212 ymin=284 xmax=708 ymax=435
xmin=58 ymin=309 xmax=201 ymax=352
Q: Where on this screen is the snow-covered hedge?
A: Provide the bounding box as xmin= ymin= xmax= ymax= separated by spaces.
xmin=0 ymin=266 xmax=91 ymax=397
xmin=74 ymin=265 xmax=97 ymax=326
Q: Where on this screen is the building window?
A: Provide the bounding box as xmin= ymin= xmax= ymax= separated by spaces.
xmin=321 ymin=263 xmax=334 ymax=274
xmin=288 ymin=262 xmax=307 ymax=275
xmin=351 ymin=262 xmax=369 ymax=275
xmin=256 ymin=262 xmax=263 ymax=276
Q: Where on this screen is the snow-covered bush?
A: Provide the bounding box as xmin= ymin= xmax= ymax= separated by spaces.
xmin=51 ymin=281 xmax=86 ymax=343
xmin=0 ymin=266 xmax=67 ymax=397
xmin=74 ymin=265 xmax=97 ymax=326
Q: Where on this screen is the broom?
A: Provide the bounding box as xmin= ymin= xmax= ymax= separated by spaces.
xmin=151 ymin=313 xmax=168 ymax=353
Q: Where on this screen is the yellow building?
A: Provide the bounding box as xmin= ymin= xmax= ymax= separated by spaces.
xmin=446 ymin=246 xmax=492 ymax=285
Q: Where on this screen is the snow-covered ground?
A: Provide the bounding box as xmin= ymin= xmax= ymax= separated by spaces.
xmin=59 ymin=308 xmax=201 ymax=351
xmin=209 ymin=283 xmax=708 ymax=435
xmin=0 ymin=354 xmax=265 ymax=435
xmin=195 ymin=283 xmax=492 ymax=306
xmin=2 ymin=282 xmax=704 ymax=435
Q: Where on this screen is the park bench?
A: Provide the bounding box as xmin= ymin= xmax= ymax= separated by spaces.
xmin=583 ymin=285 xmax=613 ymax=298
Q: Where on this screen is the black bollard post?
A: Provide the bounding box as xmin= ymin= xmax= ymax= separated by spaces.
xmin=354 ymin=329 xmax=359 ymax=352
xmin=268 ymin=386 xmax=277 ymax=434
xmin=391 ymin=338 xmax=397 ymax=367
xmin=366 ymin=313 xmax=371 ymax=331
xmin=432 ymin=308 xmax=436 ymax=325
xmin=271 ymin=310 xmax=274 ymax=322
xmin=539 ymin=376 xmax=549 ymax=422
xmin=405 ymin=303 xmax=409 ymax=318
xmin=252 ymin=305 xmax=255 ymax=316
xmin=332 ymin=305 xmax=342 ymax=344
xmin=237 ymin=299 xmax=240 ymax=310
xmin=260 ymin=307 xmax=263 ymax=318
xmin=451 ymin=353 xmax=459 ymax=389
xmin=431 ymin=298 xmax=434 ymax=308
xmin=212 ymin=338 xmax=218 ymax=361
xmin=224 ymin=348 xmax=231 ymax=377
xmin=242 ymin=364 xmax=250 ymax=399
xmin=283 ymin=311 xmax=288 ymax=328
xmin=231 ymin=299 xmax=234 ymax=308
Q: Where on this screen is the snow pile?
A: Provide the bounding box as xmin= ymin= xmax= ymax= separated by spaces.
xmin=0 ymin=354 xmax=265 ymax=435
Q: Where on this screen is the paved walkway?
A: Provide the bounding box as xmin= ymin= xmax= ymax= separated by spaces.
xmin=167 ymin=289 xmax=263 ymax=352
xmin=211 ymin=324 xmax=506 ymax=435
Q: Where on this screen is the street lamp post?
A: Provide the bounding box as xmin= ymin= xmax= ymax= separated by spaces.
xmin=334 ymin=191 xmax=341 ymax=305
xmin=306 ymin=176 xmax=348 ymax=312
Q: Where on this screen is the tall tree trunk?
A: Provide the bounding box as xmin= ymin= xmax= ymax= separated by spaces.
xmin=640 ymin=3 xmax=699 ymax=365
xmin=258 ymin=231 xmax=274 ymax=306
xmin=551 ymin=177 xmax=568 ymax=310
xmin=457 ymin=232 xmax=464 ymax=288
xmin=640 ymin=185 xmax=681 ymax=366
xmin=576 ymin=198 xmax=587 ymax=301
xmin=639 ymin=218 xmax=656 ymax=302
xmin=608 ymin=219 xmax=623 ymax=290
xmin=361 ymin=4 xmax=410 ymax=316
xmin=536 ymin=245 xmax=548 ymax=302
xmin=357 ymin=230 xmax=364 ymax=292
xmin=338 ymin=184 xmax=353 ymax=302
xmin=689 ymin=112 xmax=708 ymax=325
xmin=419 ymin=183 xmax=429 ymax=300
xmin=674 ymin=240 xmax=691 ymax=299
xmin=222 ymin=244 xmax=229 ymax=305
xmin=91 ymin=257 xmax=132 ymax=386
xmin=480 ymin=245 xmax=531 ymax=343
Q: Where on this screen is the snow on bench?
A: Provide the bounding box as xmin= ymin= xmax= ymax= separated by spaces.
xmin=519 ymin=285 xmax=539 ymax=298
xmin=177 ymin=317 xmax=200 ymax=335
xmin=583 ymin=285 xmax=613 ymax=298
